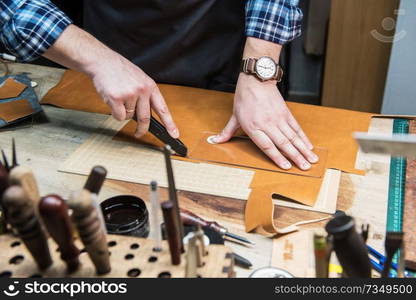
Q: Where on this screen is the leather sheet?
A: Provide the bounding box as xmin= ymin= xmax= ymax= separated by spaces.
xmin=189 ymin=132 xmax=328 ymax=178
xmin=0 ymin=99 xmax=34 ymax=122
xmin=42 ymin=70 xmax=372 ymax=234
xmin=0 ymin=78 xmax=27 ymax=99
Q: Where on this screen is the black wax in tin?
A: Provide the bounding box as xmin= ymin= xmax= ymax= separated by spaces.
xmin=100 ymin=195 xmax=149 ymax=238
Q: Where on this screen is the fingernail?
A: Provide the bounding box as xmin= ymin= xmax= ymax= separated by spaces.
xmin=282 ymin=162 xmax=292 ymax=169
xmin=207 ymin=135 xmax=219 ymax=144
xmin=310 ymin=154 xmax=319 ymax=163
xmin=172 ymin=129 xmax=179 ymax=138
xmin=302 ymin=162 xmax=311 ymax=170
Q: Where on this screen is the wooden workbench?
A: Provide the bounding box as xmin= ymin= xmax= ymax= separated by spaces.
xmin=0 ymin=63 xmax=390 ymax=277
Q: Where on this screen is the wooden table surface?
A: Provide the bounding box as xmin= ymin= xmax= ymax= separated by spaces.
xmin=0 ymin=63 xmax=390 ymax=277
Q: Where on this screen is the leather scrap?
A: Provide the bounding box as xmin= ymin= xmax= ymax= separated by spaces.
xmin=0 ymin=99 xmax=34 ymax=122
xmin=0 ymin=77 xmax=27 ymax=99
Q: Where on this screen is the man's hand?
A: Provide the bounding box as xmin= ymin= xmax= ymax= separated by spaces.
xmin=43 ymin=25 xmax=178 ymax=138
xmin=89 ymin=53 xmax=178 ymax=138
xmin=212 ymin=38 xmax=318 ymax=170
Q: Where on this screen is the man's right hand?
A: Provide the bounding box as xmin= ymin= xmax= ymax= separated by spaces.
xmin=43 ymin=25 xmax=179 ymax=139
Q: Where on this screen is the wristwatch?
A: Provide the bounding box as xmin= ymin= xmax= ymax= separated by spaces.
xmin=240 ymin=56 xmax=283 ymax=82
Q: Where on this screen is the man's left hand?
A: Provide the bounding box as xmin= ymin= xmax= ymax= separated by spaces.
xmin=212 ymin=73 xmax=318 ymax=170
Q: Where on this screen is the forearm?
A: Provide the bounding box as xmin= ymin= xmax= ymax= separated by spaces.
xmin=243 ymin=37 xmax=282 ymax=62
xmin=43 ymin=24 xmax=115 ymax=77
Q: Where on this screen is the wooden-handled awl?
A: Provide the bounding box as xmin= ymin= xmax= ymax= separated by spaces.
xmin=84 ymin=166 xmax=107 ymax=195
xmin=2 ymin=186 xmax=52 ymax=270
xmin=8 ymin=165 xmax=40 ymax=208
xmin=161 ymin=200 xmax=182 ymax=265
xmin=68 ymin=189 xmax=111 ymax=274
xmin=39 ymin=195 xmax=80 ymax=273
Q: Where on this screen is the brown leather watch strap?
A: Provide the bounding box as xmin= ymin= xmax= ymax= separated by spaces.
xmin=241 ymin=58 xmax=257 ymax=74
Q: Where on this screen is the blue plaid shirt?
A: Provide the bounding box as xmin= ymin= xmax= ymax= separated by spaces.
xmin=0 ymin=0 xmax=302 ymax=62
xmin=246 ymin=0 xmax=303 ymax=45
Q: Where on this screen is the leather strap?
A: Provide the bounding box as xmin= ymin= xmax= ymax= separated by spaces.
xmin=241 ymin=58 xmax=283 ymax=82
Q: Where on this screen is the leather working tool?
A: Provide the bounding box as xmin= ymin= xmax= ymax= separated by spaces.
xmin=84 ymin=165 xmax=107 ymax=195
xmin=69 ymin=189 xmax=111 ymax=274
xmin=150 ymin=181 xmax=162 ymax=251
xmin=39 ymin=194 xmax=80 ymax=273
xmin=180 ymin=209 xmax=253 ymax=245
xmin=161 ymin=200 xmax=182 ymax=265
xmin=0 ymin=162 xmax=8 ymax=227
xmin=314 ymin=232 xmax=329 ymax=278
xmin=382 ymin=232 xmax=404 ymax=278
xmin=325 ymin=215 xmax=371 ymax=278
xmin=163 ymin=145 xmax=184 ymax=251
xmin=367 ymin=245 xmax=413 ymax=278
xmin=133 ymin=115 xmax=188 ymax=157
xmin=83 ymin=166 xmax=108 ymax=233
xmin=2 ymin=186 xmax=52 ymax=270
xmin=9 ymin=165 xmax=41 ymax=209
xmin=0 ymin=138 xmax=18 ymax=173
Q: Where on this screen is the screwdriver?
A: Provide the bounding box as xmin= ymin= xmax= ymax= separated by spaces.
xmin=180 ymin=209 xmax=254 ymax=245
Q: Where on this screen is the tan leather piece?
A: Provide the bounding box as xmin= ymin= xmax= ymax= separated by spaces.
xmin=0 ymin=78 xmax=27 ymax=99
xmin=0 ymin=99 xmax=34 ymax=122
xmin=41 ymin=70 xmax=373 ymax=234
xmin=189 ymin=132 xmax=328 ymax=178
xmin=41 ymin=71 xmax=111 ymax=115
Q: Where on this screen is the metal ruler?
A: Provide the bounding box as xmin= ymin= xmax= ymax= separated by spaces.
xmin=387 ymin=119 xmax=409 ymax=232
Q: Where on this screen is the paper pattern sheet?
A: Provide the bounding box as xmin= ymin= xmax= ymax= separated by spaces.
xmin=60 ymin=117 xmax=254 ymax=200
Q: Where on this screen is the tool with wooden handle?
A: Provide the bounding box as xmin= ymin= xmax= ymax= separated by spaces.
xmin=150 ymin=181 xmax=162 ymax=251
xmin=8 ymin=166 xmax=40 ymax=208
xmin=186 ymin=234 xmax=200 ymax=278
xmin=180 ymin=209 xmax=253 ymax=245
xmin=0 ymin=161 xmax=8 ymax=196
xmin=84 ymin=166 xmax=107 ymax=195
xmin=39 ymin=195 xmax=80 ymax=273
xmin=382 ymin=232 xmax=404 ymax=278
xmin=68 ymin=189 xmax=110 ymax=273
xmin=161 ymin=200 xmax=182 ymax=265
xmin=325 ymin=215 xmax=371 ymax=278
xmin=1 ymin=149 xmax=10 ymax=172
xmin=0 ymin=162 xmax=10 ymax=233
xmin=163 ymin=145 xmax=184 ymax=252
xmin=83 ymin=166 xmax=108 ymax=233
xmin=68 ymin=189 xmax=111 ymax=274
xmin=2 ymin=186 xmax=52 ymax=270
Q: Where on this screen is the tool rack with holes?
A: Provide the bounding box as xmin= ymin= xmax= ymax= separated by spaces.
xmin=0 ymin=234 xmax=234 ymax=278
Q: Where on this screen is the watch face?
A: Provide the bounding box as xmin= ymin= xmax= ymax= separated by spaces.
xmin=255 ymin=57 xmax=276 ymax=80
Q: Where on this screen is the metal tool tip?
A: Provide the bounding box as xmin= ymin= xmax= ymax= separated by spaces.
xmin=1 ymin=149 xmax=10 ymax=171
xmin=225 ymin=232 xmax=255 ymax=245
xmin=12 ymin=138 xmax=17 ymax=168
xmin=150 ymin=180 xmax=158 ymax=191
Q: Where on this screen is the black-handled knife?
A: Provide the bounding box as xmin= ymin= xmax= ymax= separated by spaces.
xmin=133 ymin=115 xmax=188 ymax=157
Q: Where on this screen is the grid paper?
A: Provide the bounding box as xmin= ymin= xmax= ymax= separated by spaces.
xmin=60 ymin=117 xmax=254 ymax=200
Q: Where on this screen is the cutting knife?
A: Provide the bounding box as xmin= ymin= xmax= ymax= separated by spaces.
xmin=133 ymin=115 xmax=188 ymax=157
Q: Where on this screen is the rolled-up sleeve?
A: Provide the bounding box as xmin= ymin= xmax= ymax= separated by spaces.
xmin=245 ymin=0 xmax=303 ymax=45
xmin=0 ymin=0 xmax=72 ymax=62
